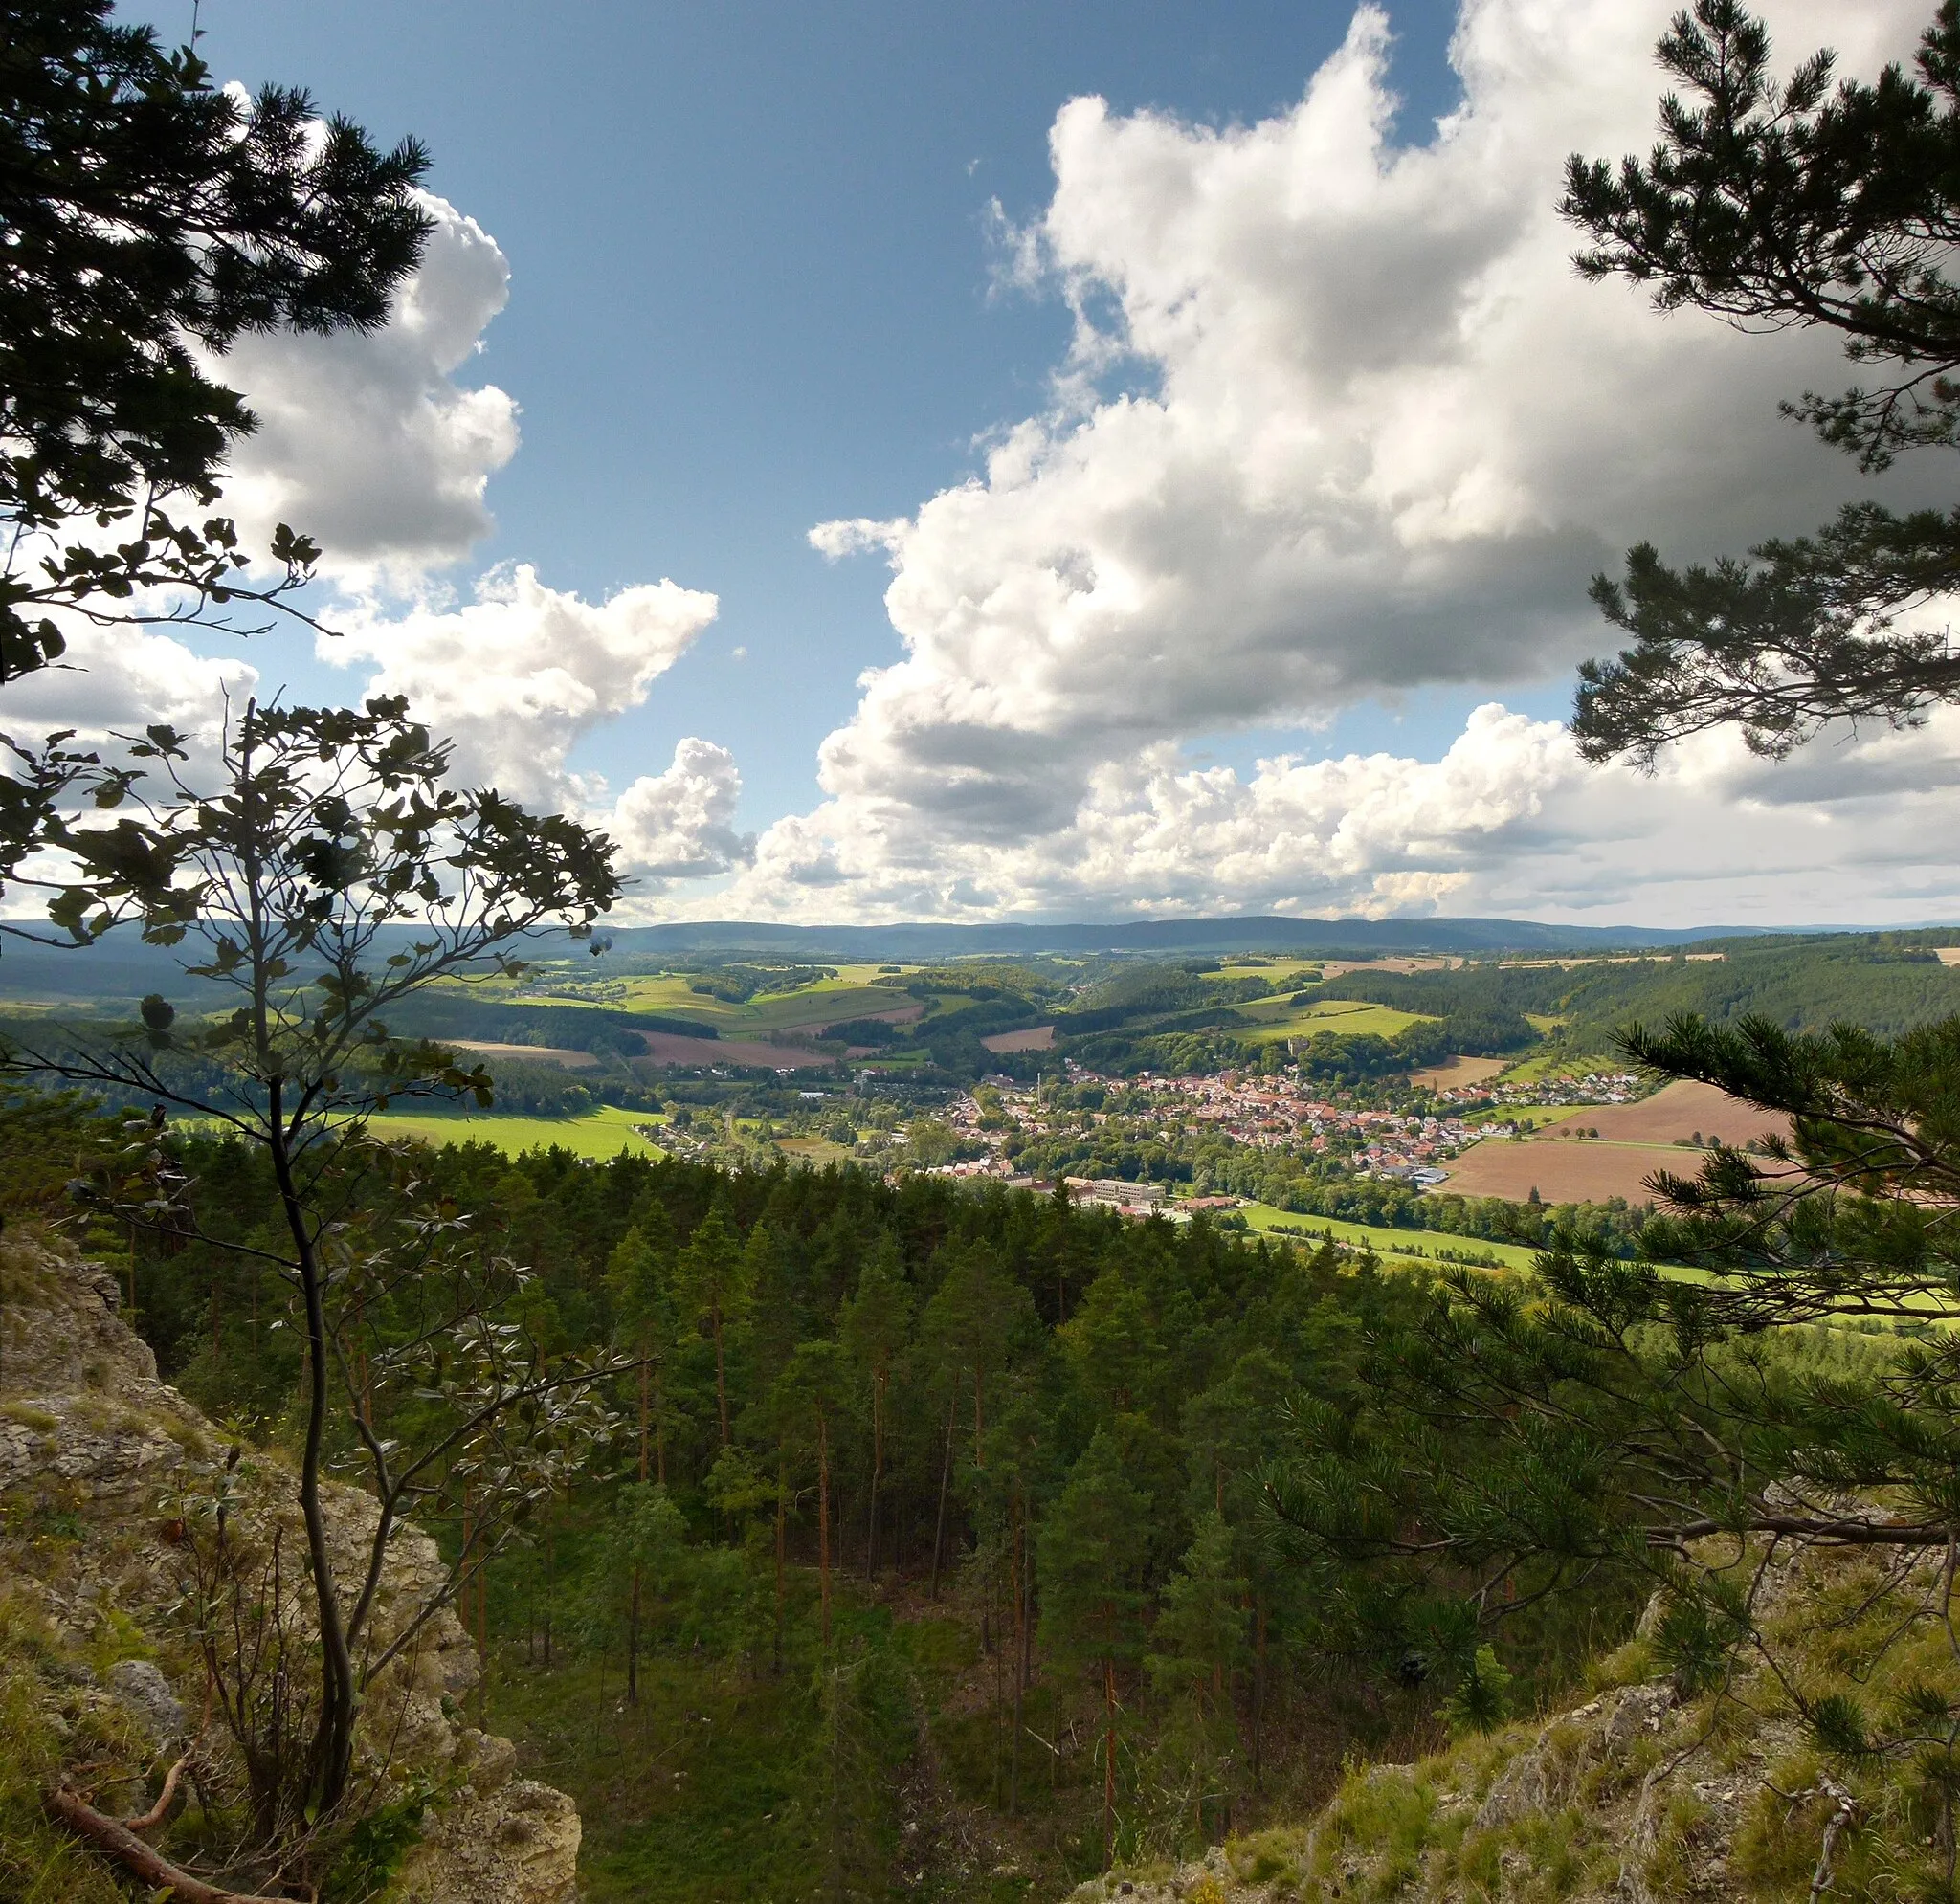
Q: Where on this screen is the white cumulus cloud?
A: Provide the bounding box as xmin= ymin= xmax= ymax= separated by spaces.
xmin=212 ymin=192 xmax=520 ymax=588
xmin=610 ymin=739 xmax=755 ymax=885
xmin=327 ymin=565 xmax=720 ymax=808
xmin=752 ymin=0 xmax=1945 ymax=923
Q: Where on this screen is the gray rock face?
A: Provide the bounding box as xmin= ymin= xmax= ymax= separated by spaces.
xmin=108 ymin=1658 xmax=185 ymax=1743
xmin=1 ymin=1230 xmax=584 ymax=1904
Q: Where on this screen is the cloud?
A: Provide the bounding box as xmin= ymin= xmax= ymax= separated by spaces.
xmin=609 ymin=739 xmax=755 ymax=884
xmin=212 ymin=192 xmax=520 ymax=588
xmin=327 ymin=564 xmax=720 ymax=807
xmin=0 ymin=625 xmax=256 ymax=752
xmin=705 ymin=702 xmax=1960 ymax=927
xmin=747 ymin=0 xmax=1944 ymax=921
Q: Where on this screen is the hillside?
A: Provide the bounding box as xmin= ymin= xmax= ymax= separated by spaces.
xmin=1064 ymin=1528 xmax=1956 ymax=1904
xmin=0 ymin=1229 xmax=581 ymax=1904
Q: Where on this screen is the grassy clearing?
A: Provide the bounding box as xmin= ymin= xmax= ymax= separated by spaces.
xmin=1234 ymin=998 xmax=1433 ymax=1044
xmin=775 ymin=1137 xmax=855 ymax=1165
xmin=1205 ymin=960 xmax=1323 ymax=990
xmin=364 ymin=1103 xmax=659 ymax=1159
xmin=1234 ymin=1203 xmax=1542 ymax=1271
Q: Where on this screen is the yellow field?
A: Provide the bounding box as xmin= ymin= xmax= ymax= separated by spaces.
xmin=457 ymin=967 xmax=908 ymax=1039
xmin=1206 ymin=961 xmax=1323 ymax=989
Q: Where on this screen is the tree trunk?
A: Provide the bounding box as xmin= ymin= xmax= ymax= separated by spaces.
xmin=929 ymin=1384 xmax=957 ymax=1602
xmin=543 ymin=1509 xmax=555 ymax=1670
xmin=1251 ymin=1596 xmax=1266 ymax=1792
xmin=269 ymin=1099 xmax=357 ymax=1824
xmin=637 ymin=1360 xmax=651 ymax=1483
xmin=865 ymin=1373 xmax=884 ymax=1582
xmin=1010 ymin=1500 xmax=1027 ymax=1816
xmin=627 ymin=1564 xmax=641 ymax=1707
xmin=655 ymin=1366 xmax=667 ymax=1487
xmin=817 ymin=1406 xmax=832 ymax=1649
xmin=712 ymin=1304 xmax=731 ymax=1448
xmin=1103 ymin=1659 xmax=1118 ymax=1871
xmin=774 ymin=1463 xmax=788 ymax=1676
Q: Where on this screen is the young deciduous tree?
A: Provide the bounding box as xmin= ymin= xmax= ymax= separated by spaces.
xmin=1 ymin=695 xmax=623 ymax=1877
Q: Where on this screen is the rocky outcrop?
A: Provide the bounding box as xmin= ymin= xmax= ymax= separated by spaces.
xmin=1063 ymin=1535 xmax=1950 ymax=1904
xmin=0 ymin=1228 xmax=580 ymax=1904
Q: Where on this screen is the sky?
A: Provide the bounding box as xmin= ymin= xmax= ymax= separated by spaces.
xmin=22 ymin=0 xmax=1960 ymax=929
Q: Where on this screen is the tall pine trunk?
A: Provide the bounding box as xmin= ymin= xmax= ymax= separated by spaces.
xmin=1102 ymin=1659 xmax=1118 ymax=1871
xmin=817 ymin=1406 xmax=832 ymax=1649
xmin=929 ymin=1384 xmax=957 ymax=1601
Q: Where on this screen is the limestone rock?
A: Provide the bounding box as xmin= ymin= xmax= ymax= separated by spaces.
xmin=394 ymin=1777 xmax=581 ymax=1904
xmin=0 ymin=1229 xmax=584 ymax=1904
xmin=107 ymin=1658 xmax=185 ymax=1743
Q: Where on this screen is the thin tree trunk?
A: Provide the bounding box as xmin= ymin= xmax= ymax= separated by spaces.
xmin=774 ymin=1461 xmax=788 ymax=1676
xmin=1010 ymin=1500 xmax=1026 ymax=1816
xmin=1103 ymin=1659 xmax=1118 ymax=1871
xmin=712 ymin=1304 xmax=730 ymax=1448
xmin=543 ymin=1509 xmax=555 ymax=1670
xmin=864 ymin=1373 xmax=884 ymax=1582
xmin=1251 ymin=1596 xmax=1266 ymax=1792
xmin=929 ymin=1384 xmax=957 ymax=1602
xmin=655 ymin=1366 xmax=667 ymax=1487
xmin=637 ymin=1360 xmax=651 ymax=1482
xmin=817 ymin=1407 xmax=832 ymax=1649
xmin=627 ymin=1565 xmax=641 ymax=1707
xmin=269 ymin=1100 xmax=357 ymax=1822
xmin=973 ymin=1363 xmax=984 ymax=1468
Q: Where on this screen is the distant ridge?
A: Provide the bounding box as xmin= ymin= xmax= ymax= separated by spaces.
xmin=0 ymin=915 xmax=1902 ymax=1003
xmin=594 ymin=914 xmax=1781 ymax=958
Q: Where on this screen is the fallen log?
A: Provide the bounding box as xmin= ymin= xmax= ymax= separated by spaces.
xmin=44 ymin=1785 xmax=284 ymax=1904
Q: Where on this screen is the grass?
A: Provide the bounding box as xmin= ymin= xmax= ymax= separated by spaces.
xmin=1234 ymin=1203 xmax=1544 ymax=1271
xmin=364 ymin=1102 xmax=660 ymax=1160
xmin=1233 ymin=998 xmax=1434 ymax=1045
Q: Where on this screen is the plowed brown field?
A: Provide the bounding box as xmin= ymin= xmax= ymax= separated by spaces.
xmin=1540 ymin=1078 xmax=1792 ymax=1147
xmin=982 ymin=1025 xmax=1056 ymax=1052
xmin=1440 ymin=1078 xmax=1795 ymax=1205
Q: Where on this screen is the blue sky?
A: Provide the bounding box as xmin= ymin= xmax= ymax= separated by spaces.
xmin=70 ymin=0 xmax=1959 ymax=928
xmin=135 ymin=0 xmax=1481 ymax=817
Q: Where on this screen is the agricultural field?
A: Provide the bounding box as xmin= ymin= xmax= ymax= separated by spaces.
xmin=1536 ymin=1076 xmax=1792 ymax=1147
xmin=1206 ymin=959 xmax=1323 ymax=988
xmin=364 ymin=1102 xmax=660 ymax=1159
xmin=1407 ymin=1053 xmax=1509 ymax=1090
xmin=1439 ymin=1080 xmax=1792 ymax=1204
xmin=1234 ymin=1202 xmax=1543 ymax=1271
xmin=1233 ymin=996 xmax=1434 ymax=1044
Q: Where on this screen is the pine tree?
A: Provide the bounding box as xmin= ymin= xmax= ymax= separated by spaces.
xmin=1039 ymin=1428 xmax=1150 ymax=1871
xmin=838 ymin=1234 xmax=914 ymax=1580
xmin=675 ymin=1199 xmax=751 ymax=1449
xmin=1561 ymin=1 xmax=1960 ymax=764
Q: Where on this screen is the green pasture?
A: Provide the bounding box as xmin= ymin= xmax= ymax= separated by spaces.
xmin=1233 ymin=997 xmax=1433 ymax=1044
xmin=364 ymin=1102 xmax=660 ymax=1159
xmin=1234 ymin=1201 xmax=1542 ymax=1270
